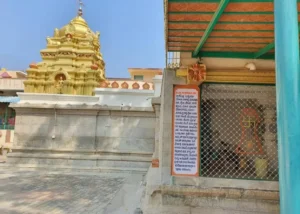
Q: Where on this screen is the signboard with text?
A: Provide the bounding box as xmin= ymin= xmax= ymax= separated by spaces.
xmin=172 ymin=85 xmax=200 ymax=176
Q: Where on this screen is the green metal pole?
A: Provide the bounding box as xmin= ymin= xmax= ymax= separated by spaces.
xmin=274 ymin=0 xmax=300 ymax=213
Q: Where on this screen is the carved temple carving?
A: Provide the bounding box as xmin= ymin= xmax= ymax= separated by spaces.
xmin=187 ymin=63 xmax=207 ymax=85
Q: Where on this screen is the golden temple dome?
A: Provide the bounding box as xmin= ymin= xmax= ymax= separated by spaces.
xmin=23 ymin=0 xmax=106 ymax=96
xmin=57 ymin=16 xmax=91 ymax=38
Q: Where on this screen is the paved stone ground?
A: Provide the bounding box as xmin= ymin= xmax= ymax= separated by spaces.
xmin=0 ymin=169 xmax=145 ymax=214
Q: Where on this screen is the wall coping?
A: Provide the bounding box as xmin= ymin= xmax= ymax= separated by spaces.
xmin=17 ymin=92 xmax=99 ymax=104
xmin=9 ymin=103 xmax=154 ymax=112
xmin=95 ymin=88 xmax=154 ymax=96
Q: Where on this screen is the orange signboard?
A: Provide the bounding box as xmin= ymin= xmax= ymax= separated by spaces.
xmin=172 ymin=85 xmax=200 ymax=176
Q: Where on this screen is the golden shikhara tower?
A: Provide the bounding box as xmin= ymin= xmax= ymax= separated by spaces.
xmin=24 ymin=3 xmax=105 ymax=96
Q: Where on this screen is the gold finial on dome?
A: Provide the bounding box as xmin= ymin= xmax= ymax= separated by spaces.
xmin=78 ymin=0 xmax=84 ymax=16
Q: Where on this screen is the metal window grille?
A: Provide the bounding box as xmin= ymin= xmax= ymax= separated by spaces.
xmin=167 ymin=52 xmax=181 ymax=69
xmin=200 ymin=83 xmax=278 ymax=181
xmin=0 ymin=103 xmax=16 ymax=130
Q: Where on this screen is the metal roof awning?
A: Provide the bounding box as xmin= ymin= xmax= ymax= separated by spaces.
xmin=0 ymin=96 xmax=20 ymax=103
xmin=164 ymin=0 xmax=294 ymax=60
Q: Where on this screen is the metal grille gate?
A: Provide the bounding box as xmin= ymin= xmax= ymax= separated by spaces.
xmin=200 ymin=83 xmax=278 ymax=181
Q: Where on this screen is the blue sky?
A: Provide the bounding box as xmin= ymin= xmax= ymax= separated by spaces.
xmin=0 ymin=0 xmax=165 ymax=78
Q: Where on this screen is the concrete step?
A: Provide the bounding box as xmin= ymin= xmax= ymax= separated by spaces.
xmin=6 ymin=151 xmax=152 ymax=172
xmin=0 ymin=155 xmax=6 ymax=163
xmin=0 ymin=163 xmax=148 ymax=173
xmin=12 ymin=147 xmax=152 ymax=157
xmin=8 ymin=152 xmax=152 ymax=161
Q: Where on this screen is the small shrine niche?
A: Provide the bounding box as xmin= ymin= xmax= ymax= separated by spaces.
xmin=55 ymin=74 xmax=66 ymax=94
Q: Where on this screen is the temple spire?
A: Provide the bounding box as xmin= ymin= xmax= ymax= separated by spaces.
xmin=78 ymin=0 xmax=84 ymax=16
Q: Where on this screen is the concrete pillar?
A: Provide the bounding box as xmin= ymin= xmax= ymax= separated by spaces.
xmin=274 ymin=0 xmax=300 ymax=213
xmin=152 ymin=75 xmax=163 ymax=97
